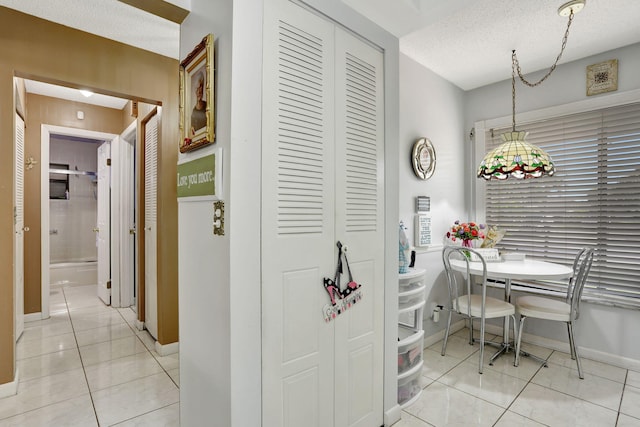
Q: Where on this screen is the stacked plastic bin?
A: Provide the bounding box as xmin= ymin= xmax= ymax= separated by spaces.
xmin=397 ymin=268 xmax=426 ymax=407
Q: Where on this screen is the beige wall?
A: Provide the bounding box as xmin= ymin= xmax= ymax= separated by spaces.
xmin=24 ymin=94 xmax=124 ymax=312
xmin=0 ymin=7 xmax=179 ymax=385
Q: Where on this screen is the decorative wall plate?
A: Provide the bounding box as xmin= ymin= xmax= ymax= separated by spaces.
xmin=411 ymin=138 xmax=436 ymax=180
xmin=587 ymin=59 xmax=618 ymax=96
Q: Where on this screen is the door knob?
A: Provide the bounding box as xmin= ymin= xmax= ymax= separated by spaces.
xmin=93 ymin=228 xmax=99 ymax=233
xmin=129 ymin=228 xmax=136 ymax=234
xmin=22 ymin=226 xmax=30 ymax=232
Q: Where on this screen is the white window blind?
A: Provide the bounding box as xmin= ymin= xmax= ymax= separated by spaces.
xmin=484 ymin=102 xmax=640 ymax=308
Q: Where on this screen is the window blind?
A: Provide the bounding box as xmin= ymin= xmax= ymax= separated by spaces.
xmin=484 ymin=102 xmax=640 ymax=308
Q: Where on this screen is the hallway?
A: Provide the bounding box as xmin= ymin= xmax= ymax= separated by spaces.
xmin=0 ymin=284 xmax=179 ymax=426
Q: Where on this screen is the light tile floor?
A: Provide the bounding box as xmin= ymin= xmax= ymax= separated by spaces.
xmin=0 ymin=284 xmax=179 ymax=427
xmin=397 ymin=329 xmax=640 ymax=427
xmin=4 ymin=284 xmax=640 ymax=426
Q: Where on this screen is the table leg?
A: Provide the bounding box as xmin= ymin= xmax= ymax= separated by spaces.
xmin=489 ymin=278 xmax=513 ymax=365
xmin=503 ymin=278 xmax=511 ymax=342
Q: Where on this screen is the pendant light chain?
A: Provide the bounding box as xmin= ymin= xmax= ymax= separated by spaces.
xmin=510 ymin=9 xmax=575 ymax=131
xmin=513 ymin=10 xmax=575 ymax=88
xmin=511 ymin=58 xmax=517 ymax=131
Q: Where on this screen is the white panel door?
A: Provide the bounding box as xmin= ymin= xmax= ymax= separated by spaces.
xmin=144 ymin=114 xmax=158 ymax=339
xmin=14 ymin=113 xmax=25 ymax=341
xmin=119 ymin=123 xmax=137 ymax=308
xmin=262 ymin=2 xmax=385 ymax=426
xmin=333 ymin=28 xmax=385 ymax=427
xmin=262 ymin=1 xmax=336 ymax=426
xmin=97 ymin=142 xmax=111 ymax=305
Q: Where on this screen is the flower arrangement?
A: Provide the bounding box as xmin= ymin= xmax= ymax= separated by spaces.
xmin=447 ymin=220 xmax=486 ymax=248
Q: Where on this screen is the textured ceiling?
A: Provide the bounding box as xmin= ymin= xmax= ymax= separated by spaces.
xmin=345 ymin=0 xmax=640 ymax=90
xmin=4 ymin=0 xmax=640 ymax=95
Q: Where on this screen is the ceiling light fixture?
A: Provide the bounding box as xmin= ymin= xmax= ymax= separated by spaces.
xmin=79 ymin=89 xmax=94 ymax=98
xmin=477 ymin=0 xmax=585 ymax=180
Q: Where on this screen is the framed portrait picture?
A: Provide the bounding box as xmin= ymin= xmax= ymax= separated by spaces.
xmin=180 ymin=34 xmax=215 ymax=153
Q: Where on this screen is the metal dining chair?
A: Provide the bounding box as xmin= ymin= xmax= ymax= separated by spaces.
xmin=441 ymin=246 xmax=517 ymax=374
xmin=514 ymin=248 xmax=595 ymax=378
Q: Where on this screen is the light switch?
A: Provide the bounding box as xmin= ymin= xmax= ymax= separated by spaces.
xmin=213 ymin=200 xmax=225 ymax=236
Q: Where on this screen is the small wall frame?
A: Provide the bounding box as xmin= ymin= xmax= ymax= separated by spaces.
xmin=180 ymin=34 xmax=215 ymax=153
xmin=586 ymin=59 xmax=618 ymax=96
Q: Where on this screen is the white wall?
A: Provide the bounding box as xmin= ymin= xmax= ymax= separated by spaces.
xmin=398 ymin=53 xmax=467 ymax=339
xmin=466 ymin=43 xmax=640 ymax=129
xmin=178 ymin=1 xmax=233 ymax=426
xmin=49 ymin=136 xmax=98 ymax=263
xmin=465 ymin=42 xmax=640 ymax=365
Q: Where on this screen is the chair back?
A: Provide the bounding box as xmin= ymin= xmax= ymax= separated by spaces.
xmin=567 ymin=247 xmax=594 ymax=321
xmin=442 ymin=247 xmax=488 ymax=318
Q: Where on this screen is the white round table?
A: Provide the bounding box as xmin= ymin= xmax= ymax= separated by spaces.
xmin=449 ymin=258 xmax=573 ymax=363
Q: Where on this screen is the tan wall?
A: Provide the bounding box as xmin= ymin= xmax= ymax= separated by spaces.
xmin=24 ymin=94 xmax=125 ymax=313
xmin=0 ymin=7 xmax=179 ymax=385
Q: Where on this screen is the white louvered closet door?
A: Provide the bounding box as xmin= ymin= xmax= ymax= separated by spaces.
xmin=333 ymin=28 xmax=385 ymax=427
xmin=262 ymin=1 xmax=384 ymax=426
xmin=144 ymin=113 xmax=159 ymax=339
xmin=14 ymin=113 xmax=25 ymax=341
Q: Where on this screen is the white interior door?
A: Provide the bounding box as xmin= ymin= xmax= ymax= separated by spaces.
xmin=262 ymin=3 xmax=335 ymax=425
xmin=119 ymin=122 xmax=137 ymax=308
xmin=262 ymin=2 xmax=385 ymax=426
xmin=97 ymin=141 xmax=111 ymax=305
xmin=14 ymin=113 xmax=25 ymax=341
xmin=144 ymin=113 xmax=158 ymax=339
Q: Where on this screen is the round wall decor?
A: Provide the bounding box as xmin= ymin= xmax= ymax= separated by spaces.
xmin=411 ymin=137 xmax=436 ymax=180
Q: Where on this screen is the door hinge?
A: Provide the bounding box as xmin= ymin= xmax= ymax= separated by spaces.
xmin=107 ymin=158 xmax=111 ymax=166
xmin=107 ymin=280 xmax=111 ymax=289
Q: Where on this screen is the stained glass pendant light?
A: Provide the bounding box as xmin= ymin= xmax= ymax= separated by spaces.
xmin=477 ymin=0 xmax=585 ymax=180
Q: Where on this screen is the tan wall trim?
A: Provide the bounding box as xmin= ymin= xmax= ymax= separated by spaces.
xmin=117 ymin=0 xmax=189 ymax=24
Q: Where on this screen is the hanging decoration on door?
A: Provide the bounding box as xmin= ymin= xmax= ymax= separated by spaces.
xmin=322 ymin=241 xmax=363 ymax=322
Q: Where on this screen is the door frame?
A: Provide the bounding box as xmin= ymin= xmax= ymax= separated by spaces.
xmin=40 ymin=125 xmax=118 ymax=318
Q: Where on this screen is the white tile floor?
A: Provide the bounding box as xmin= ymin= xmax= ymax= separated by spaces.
xmin=397 ymin=329 xmax=640 ymax=427
xmin=3 ymin=284 xmax=640 ymax=426
xmin=0 ymin=284 xmax=179 ymax=427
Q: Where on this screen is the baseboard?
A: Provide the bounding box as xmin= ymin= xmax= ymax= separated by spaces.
xmin=384 ymin=404 xmax=402 ymax=426
xmin=519 ymin=331 xmax=640 ymax=371
xmin=0 ymin=369 xmax=19 ymax=398
xmin=134 ymin=319 xmax=145 ymax=331
xmin=155 ymin=340 xmax=179 ymax=356
xmin=441 ymin=322 xmax=640 ymax=371
xmin=423 ymin=320 xmax=466 ymax=348
xmin=24 ymin=312 xmax=44 ymax=323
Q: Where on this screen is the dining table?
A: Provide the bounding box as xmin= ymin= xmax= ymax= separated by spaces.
xmin=449 ymin=256 xmax=574 ymax=364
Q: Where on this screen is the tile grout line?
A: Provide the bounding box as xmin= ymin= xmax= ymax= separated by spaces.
xmin=491 ymin=349 xmax=549 ymax=426
xmin=615 ymin=370 xmax=629 ymax=426
xmin=62 ymin=285 xmax=102 ymax=426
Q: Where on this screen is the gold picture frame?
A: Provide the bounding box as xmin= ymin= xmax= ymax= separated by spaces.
xmin=586 ymin=59 xmax=618 ymax=96
xmin=180 ymin=34 xmax=215 ymax=153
